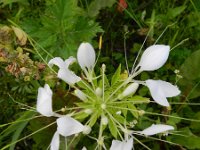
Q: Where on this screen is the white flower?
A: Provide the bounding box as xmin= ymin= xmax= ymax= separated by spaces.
xmin=146 ymin=79 xmax=180 ymax=106
xmin=74 ymin=89 xmax=87 ymax=101
xmin=50 ymin=131 xmax=60 ymax=150
xmin=77 ymin=42 xmax=96 ymax=71
xmin=36 ymin=84 xmax=54 ymax=117
xmin=140 ymin=124 xmax=174 ymax=136
xmin=137 ymin=45 xmax=170 ymax=71
xmin=56 ymin=116 xmax=84 ymax=136
xmin=122 ymin=83 xmax=139 ymax=97
xmin=110 ymin=138 xmax=133 ymax=150
xmin=48 ymin=57 xmax=81 ymax=85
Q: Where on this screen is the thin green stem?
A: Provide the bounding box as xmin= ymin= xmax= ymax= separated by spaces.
xmin=107 ymin=105 xmax=200 ymax=123
xmin=133 ymin=136 xmax=151 ymax=150
xmin=0 ymin=115 xmax=41 ymax=128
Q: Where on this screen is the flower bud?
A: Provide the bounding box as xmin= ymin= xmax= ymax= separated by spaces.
xmin=84 ymin=109 xmax=93 ymax=114
xmin=74 ymin=89 xmax=87 ymax=101
xmin=95 ymin=87 xmax=102 ymax=97
xmin=77 ymin=42 xmax=96 ymax=70
xmin=122 ymin=83 xmax=139 ymax=97
xmin=116 ymin=111 xmax=121 ymax=115
xmin=83 ymin=125 xmax=92 ymax=135
xmin=101 ymin=116 xmax=108 ymax=125
xmin=137 ymin=45 xmax=170 ymax=71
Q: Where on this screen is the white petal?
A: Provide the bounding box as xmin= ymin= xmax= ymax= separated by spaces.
xmin=57 ymin=116 xmax=84 ymax=137
xmin=148 ymin=85 xmax=170 ymax=106
xmin=156 ymin=80 xmax=181 ymax=97
xmin=110 ymin=138 xmax=133 ymax=150
xmin=49 ymin=57 xmax=81 ymax=85
xmin=110 ymin=140 xmax=124 ymax=150
xmin=36 ymin=84 xmax=54 ymax=117
xmin=123 ymin=138 xmax=133 ymax=150
xmin=137 ymin=45 xmax=170 ymax=71
xmin=50 ymin=131 xmax=60 ymax=150
xmin=58 ymin=68 xmax=81 ymax=85
xmin=64 ymin=56 xmax=76 ymax=68
xmin=77 ymin=42 xmax=96 ymax=70
xmin=48 ymin=57 xmax=66 ymax=69
xmin=146 ymin=79 xmax=180 ymax=106
xmin=140 ymin=124 xmax=174 ymax=136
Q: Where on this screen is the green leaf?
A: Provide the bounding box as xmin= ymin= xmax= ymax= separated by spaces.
xmin=127 ymin=104 xmax=138 ymax=119
xmin=113 ymin=114 xmax=126 ymax=124
xmin=166 ymin=113 xmax=181 ymax=126
xmin=87 ymin=0 xmax=116 ymax=17
xmin=77 ymin=81 xmax=93 ymax=91
xmin=88 ymin=112 xmax=99 ymax=127
xmin=28 ymin=117 xmax=55 ymax=150
xmin=24 ymin=0 xmax=102 ymax=58
xmin=111 ymin=64 xmax=121 ymax=86
xmin=190 ymin=112 xmax=200 ymax=132
xmin=167 ymin=6 xmax=186 ymax=19
xmin=180 ymin=49 xmax=200 ymax=80
xmin=127 ymin=95 xmax=150 ymax=104
xmin=108 ymin=118 xmax=118 ymax=138
xmin=1 ymin=0 xmax=29 ymax=7
xmin=74 ymin=111 xmax=89 ymax=120
xmin=0 ymin=111 xmax=36 ymax=149
xmin=168 ymin=127 xmax=200 ymax=149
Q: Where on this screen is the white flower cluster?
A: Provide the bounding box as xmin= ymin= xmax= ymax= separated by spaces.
xmin=36 ymin=42 xmax=180 ymax=150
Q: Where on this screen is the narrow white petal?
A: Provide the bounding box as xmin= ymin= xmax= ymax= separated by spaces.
xmin=57 ymin=116 xmax=84 ymax=137
xmin=36 ymin=84 xmax=54 ymax=117
xmin=110 ymin=138 xmax=133 ymax=150
xmin=64 ymin=56 xmax=76 ymax=68
xmin=156 ymin=80 xmax=181 ymax=97
xmin=50 ymin=131 xmax=60 ymax=150
xmin=48 ymin=57 xmax=66 ymax=69
xmin=58 ymin=68 xmax=81 ymax=85
xmin=123 ymin=138 xmax=133 ymax=150
xmin=77 ymin=42 xmax=96 ymax=70
xmin=140 ymin=124 xmax=174 ymax=136
xmin=146 ymin=80 xmax=170 ymax=106
xmin=137 ymin=45 xmax=170 ymax=71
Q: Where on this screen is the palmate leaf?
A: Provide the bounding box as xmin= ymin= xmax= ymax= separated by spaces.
xmin=87 ymin=0 xmax=116 ymax=17
xmin=27 ymin=0 xmax=102 ymax=58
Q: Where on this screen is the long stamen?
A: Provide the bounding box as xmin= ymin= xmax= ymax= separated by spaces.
xmin=107 ymin=105 xmax=200 ymax=122
xmin=133 ymin=136 xmax=151 ymax=150
xmin=131 ymin=29 xmax=151 ymax=74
